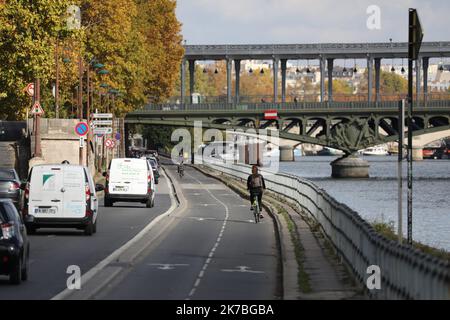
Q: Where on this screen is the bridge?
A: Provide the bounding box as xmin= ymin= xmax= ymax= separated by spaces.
xmin=126 ymin=100 xmax=450 ymax=160
xmin=180 ymin=41 xmax=450 ymax=105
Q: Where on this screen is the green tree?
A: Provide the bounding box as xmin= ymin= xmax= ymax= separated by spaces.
xmin=0 ymin=0 xmax=76 ymax=120
xmin=0 ymin=0 xmax=184 ymax=120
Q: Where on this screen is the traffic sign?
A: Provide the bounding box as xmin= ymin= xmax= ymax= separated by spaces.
xmin=264 ymin=109 xmax=278 ymax=120
xmin=24 ymin=83 xmax=34 ymax=97
xmin=93 ymin=120 xmax=113 ymax=126
xmin=75 ymin=122 xmax=89 ymax=137
xmin=31 ymin=102 xmax=44 ymax=116
xmin=409 ymin=9 xmax=424 ymax=61
xmin=93 ymin=127 xmax=112 ymax=135
xmin=92 ymin=113 xmax=113 ymax=119
xmin=105 ymin=138 xmax=115 ymax=149
xmin=115 ymin=132 xmax=121 ymax=141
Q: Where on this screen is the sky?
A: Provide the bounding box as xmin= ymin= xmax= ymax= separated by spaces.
xmin=176 ymin=0 xmax=450 ymax=45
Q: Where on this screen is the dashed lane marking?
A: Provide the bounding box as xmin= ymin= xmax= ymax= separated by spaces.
xmin=185 ymin=172 xmax=230 ymax=299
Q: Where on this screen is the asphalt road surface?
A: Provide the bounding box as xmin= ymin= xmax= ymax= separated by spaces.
xmin=0 ymin=163 xmax=280 ymax=300
xmin=0 ymin=169 xmax=172 ymax=300
xmin=95 ymin=164 xmax=280 ymax=300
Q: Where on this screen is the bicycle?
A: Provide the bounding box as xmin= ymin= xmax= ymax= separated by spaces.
xmin=178 ymin=165 xmax=184 ymax=178
xmin=251 ymin=197 xmax=261 ymax=224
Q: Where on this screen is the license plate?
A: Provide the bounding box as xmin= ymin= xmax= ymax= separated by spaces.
xmin=113 ymin=186 xmax=129 ymax=192
xmin=35 ymin=208 xmax=56 ymax=214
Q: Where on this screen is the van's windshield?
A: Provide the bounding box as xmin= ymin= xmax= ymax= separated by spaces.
xmin=110 ymin=160 xmax=147 ymax=182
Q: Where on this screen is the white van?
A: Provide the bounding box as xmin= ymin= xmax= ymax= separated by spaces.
xmin=104 ymin=158 xmax=155 ymax=208
xmin=22 ymin=164 xmax=102 ymax=236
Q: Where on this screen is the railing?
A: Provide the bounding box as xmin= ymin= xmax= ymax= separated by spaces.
xmin=184 ymin=42 xmax=450 ymax=58
xmin=141 ymin=99 xmax=450 ymax=113
xmin=199 ymin=157 xmax=450 ymax=299
xmin=161 ymin=94 xmax=450 ymax=105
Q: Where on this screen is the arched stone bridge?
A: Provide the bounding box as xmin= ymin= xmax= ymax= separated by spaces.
xmin=125 ymin=100 xmax=450 ymax=156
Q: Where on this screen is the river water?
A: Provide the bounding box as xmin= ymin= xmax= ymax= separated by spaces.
xmin=279 ymin=156 xmax=450 ymax=252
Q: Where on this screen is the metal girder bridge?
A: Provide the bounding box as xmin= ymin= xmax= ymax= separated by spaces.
xmin=125 ymin=101 xmax=450 ymax=154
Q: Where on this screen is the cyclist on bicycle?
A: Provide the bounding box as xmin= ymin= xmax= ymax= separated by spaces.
xmin=177 ymin=155 xmax=185 ymax=175
xmin=247 ymin=165 xmax=266 ymax=218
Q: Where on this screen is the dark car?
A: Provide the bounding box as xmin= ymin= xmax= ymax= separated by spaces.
xmin=0 ymin=199 xmax=30 ymax=284
xmin=0 ymin=168 xmax=22 ymax=210
xmin=148 ymin=158 xmax=160 ymax=184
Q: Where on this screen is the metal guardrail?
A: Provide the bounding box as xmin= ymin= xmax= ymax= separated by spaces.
xmin=199 ymin=157 xmax=450 ymax=299
xmin=142 ymin=99 xmax=450 ymax=112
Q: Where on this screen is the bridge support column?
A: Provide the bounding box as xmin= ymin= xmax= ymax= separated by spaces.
xmin=331 ymin=154 xmax=369 ymax=178
xmin=367 ymin=56 xmax=374 ymax=103
xmin=238 ymin=142 xmax=264 ymax=165
xmin=279 ymin=146 xmax=294 ymax=162
xmin=227 ymin=58 xmax=232 ymax=104
xmin=327 ymin=58 xmax=334 ymax=102
xmin=422 ymin=57 xmax=429 ymax=102
xmin=320 ymin=57 xmax=326 ymax=102
xmin=273 ymin=57 xmax=280 ymax=103
xmin=189 ymin=60 xmax=196 ymax=103
xmin=180 ymin=59 xmax=186 ymax=104
xmin=375 ymin=58 xmax=381 ymax=103
xmin=281 ymin=59 xmax=287 ymax=103
xmin=412 ymin=147 xmax=423 ymax=161
xmin=234 ymin=59 xmax=241 ymax=104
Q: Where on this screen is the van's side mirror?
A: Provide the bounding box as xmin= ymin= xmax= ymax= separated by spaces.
xmin=95 ymin=184 xmax=105 ymax=192
xmin=102 ymin=172 xmax=107 ymax=177
xmin=20 ymin=182 xmax=27 ymax=190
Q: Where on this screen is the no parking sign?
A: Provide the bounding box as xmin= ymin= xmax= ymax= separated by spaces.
xmin=75 ymin=122 xmax=89 ymax=136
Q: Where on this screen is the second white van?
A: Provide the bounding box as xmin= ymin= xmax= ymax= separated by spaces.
xmin=104 ymin=158 xmax=155 ymax=208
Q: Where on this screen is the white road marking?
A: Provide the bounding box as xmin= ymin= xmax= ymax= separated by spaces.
xmin=51 ymin=168 xmax=178 ymax=300
xmin=221 ymin=266 xmax=265 ymax=274
xmin=147 ymin=263 xmax=189 ymax=270
xmin=186 ymin=173 xmax=230 ymax=299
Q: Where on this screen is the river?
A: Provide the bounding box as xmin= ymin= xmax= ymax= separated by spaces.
xmin=279 ymin=156 xmax=450 ymax=252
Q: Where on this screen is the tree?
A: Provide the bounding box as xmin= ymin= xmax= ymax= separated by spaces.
xmin=0 ymin=0 xmax=184 ymax=120
xmin=0 ymin=0 xmax=75 ymax=120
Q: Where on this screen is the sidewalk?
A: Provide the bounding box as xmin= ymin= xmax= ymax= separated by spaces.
xmin=194 ymin=164 xmax=364 ymax=300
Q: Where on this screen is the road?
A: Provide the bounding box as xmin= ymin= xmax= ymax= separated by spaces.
xmin=95 ymin=164 xmax=280 ymax=300
xmin=0 ymin=169 xmax=172 ymax=300
xmin=0 ymin=163 xmax=280 ymax=300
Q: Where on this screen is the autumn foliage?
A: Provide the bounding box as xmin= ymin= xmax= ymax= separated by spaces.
xmin=0 ymin=0 xmax=184 ymax=120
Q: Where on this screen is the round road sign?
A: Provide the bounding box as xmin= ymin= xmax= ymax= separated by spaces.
xmin=25 ymin=83 xmax=34 ymax=97
xmin=75 ymin=122 xmax=89 ymax=137
xmin=115 ymin=132 xmax=121 ymax=141
xmin=105 ymin=138 xmax=115 ymax=149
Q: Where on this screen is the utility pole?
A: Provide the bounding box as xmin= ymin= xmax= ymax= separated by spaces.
xmin=34 ymin=79 xmax=42 ymax=158
xmin=407 ymin=8 xmax=424 ymax=245
xmin=78 ymin=56 xmax=83 ymax=119
xmin=86 ymin=64 xmax=91 ymax=167
xmin=55 ymin=39 xmax=60 ymax=119
xmin=78 ymin=56 xmax=84 ymax=165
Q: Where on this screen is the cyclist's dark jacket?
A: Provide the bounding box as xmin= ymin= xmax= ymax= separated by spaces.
xmin=247 ymin=173 xmax=266 ymax=192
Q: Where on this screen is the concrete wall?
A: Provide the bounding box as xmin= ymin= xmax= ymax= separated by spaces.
xmin=28 ymin=118 xmax=89 ymax=169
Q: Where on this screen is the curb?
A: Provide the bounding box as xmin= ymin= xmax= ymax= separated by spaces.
xmin=51 ymin=166 xmax=180 ymax=300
